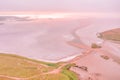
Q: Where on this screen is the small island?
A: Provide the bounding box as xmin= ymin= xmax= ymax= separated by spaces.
xmin=98 ymin=28 xmax=120 ymax=43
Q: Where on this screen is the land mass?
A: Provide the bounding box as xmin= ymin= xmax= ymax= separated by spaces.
xmin=0 ymin=53 xmax=78 ymax=80
xmin=98 ymin=28 xmax=120 ymax=43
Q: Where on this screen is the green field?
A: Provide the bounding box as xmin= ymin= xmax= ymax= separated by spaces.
xmin=0 ymin=53 xmax=78 ymax=80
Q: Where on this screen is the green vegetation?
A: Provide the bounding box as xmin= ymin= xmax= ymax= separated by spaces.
xmin=0 ymin=53 xmax=78 ymax=80
xmin=0 ymin=53 xmax=52 ymax=78
xmin=29 ymin=73 xmax=70 ymax=80
xmin=61 ymin=63 xmax=78 ymax=80
xmin=98 ymin=28 xmax=120 ymax=42
xmin=62 ymin=70 xmax=78 ymax=80
xmin=0 ymin=53 xmax=60 ymax=68
xmin=91 ymin=43 xmax=101 ymax=48
xmin=62 ymin=63 xmax=76 ymax=70
xmin=43 ymin=62 xmax=60 ymax=68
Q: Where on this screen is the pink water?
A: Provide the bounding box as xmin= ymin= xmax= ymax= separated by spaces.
xmin=0 ymin=18 xmax=119 ymax=61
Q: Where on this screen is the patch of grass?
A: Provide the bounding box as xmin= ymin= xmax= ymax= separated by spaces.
xmin=91 ymin=43 xmax=101 ymax=48
xmin=0 ymin=53 xmax=79 ymax=80
xmin=0 ymin=53 xmax=59 ymax=78
xmin=29 ymin=73 xmax=70 ymax=80
xmin=41 ymin=62 xmax=60 ymax=68
xmin=62 ymin=63 xmax=76 ymax=70
xmin=0 ymin=53 xmax=60 ymax=67
xmin=62 ymin=70 xmax=78 ymax=80
xmin=98 ymin=28 xmax=120 ymax=42
xmin=61 ymin=63 xmax=78 ymax=80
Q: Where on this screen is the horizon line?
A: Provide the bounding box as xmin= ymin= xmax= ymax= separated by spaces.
xmin=0 ymin=11 xmax=119 ymax=18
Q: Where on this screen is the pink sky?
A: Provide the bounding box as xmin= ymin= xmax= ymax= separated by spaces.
xmin=0 ymin=0 xmax=119 ymax=12
xmin=0 ymin=0 xmax=119 ymax=18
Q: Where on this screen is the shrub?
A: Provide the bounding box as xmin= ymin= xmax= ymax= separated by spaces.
xmin=91 ymin=43 xmax=101 ymax=48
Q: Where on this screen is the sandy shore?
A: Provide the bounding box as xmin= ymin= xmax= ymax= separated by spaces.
xmin=68 ymin=18 xmax=120 ymax=80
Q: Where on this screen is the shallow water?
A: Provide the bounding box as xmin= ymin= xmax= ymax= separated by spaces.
xmin=0 ymin=19 xmax=85 ymax=61
xmin=0 ymin=18 xmax=119 ymax=61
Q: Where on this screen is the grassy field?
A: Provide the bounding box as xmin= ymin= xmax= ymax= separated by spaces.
xmin=0 ymin=53 xmax=78 ymax=80
xmin=61 ymin=64 xmax=78 ymax=80
xmin=98 ymin=28 xmax=120 ymax=42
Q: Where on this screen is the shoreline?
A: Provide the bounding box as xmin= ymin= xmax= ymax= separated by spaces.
xmin=0 ymin=52 xmax=82 ymax=63
xmin=24 ymin=53 xmax=82 ymax=63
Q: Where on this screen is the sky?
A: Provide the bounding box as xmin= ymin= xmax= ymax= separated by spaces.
xmin=0 ymin=0 xmax=119 ymax=12
xmin=0 ymin=0 xmax=119 ymax=18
